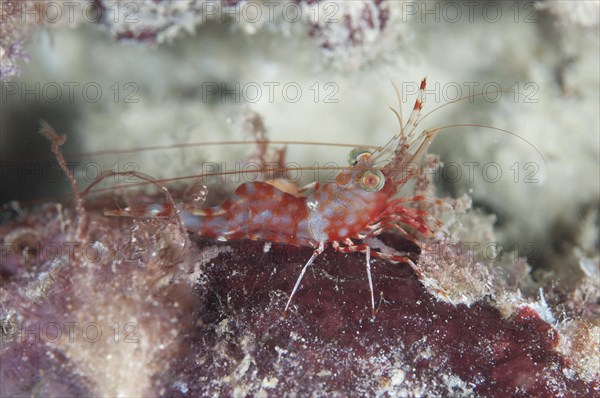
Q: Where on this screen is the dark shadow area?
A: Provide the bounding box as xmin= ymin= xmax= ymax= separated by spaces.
xmin=0 ymin=95 xmax=82 ymax=206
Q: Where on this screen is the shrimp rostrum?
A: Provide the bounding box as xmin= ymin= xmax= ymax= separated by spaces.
xmin=108 ymin=78 xmax=446 ymax=317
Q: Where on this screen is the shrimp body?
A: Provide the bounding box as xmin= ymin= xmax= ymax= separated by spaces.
xmin=184 ymin=169 xmax=394 ymax=247
xmin=109 ymin=78 xmax=442 ymax=317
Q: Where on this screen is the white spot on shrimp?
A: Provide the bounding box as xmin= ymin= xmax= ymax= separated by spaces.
xmin=323 ymin=206 xmax=334 ymax=217
xmin=231 ymin=210 xmax=247 ymax=227
xmin=209 ymin=217 xmax=228 ymax=231
xmin=255 ymin=210 xmax=272 ymax=224
xmin=339 ymin=227 xmax=349 ymax=237
xmin=308 ymin=213 xmax=329 ymax=241
xmin=346 ymin=214 xmax=356 ymax=225
xmin=279 ymin=215 xmax=292 ymax=225
xmin=180 ymin=211 xmax=201 ymax=230
xmin=297 ymin=219 xmax=308 ymax=236
xmin=245 ymin=183 xmax=256 ymax=195
xmin=307 ymin=200 xmax=319 ymax=211
xmin=147 ymin=204 xmax=163 ymax=215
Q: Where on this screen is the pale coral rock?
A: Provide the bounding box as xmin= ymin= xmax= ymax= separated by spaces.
xmin=539 ymin=0 xmax=600 ymax=28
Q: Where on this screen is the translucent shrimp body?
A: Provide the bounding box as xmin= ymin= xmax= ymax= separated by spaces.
xmin=185 ymin=167 xmax=394 ymax=246
xmin=110 ymin=78 xmax=441 ymax=317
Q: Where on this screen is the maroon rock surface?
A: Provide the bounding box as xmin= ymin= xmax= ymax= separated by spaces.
xmin=165 ymin=236 xmax=597 ymax=397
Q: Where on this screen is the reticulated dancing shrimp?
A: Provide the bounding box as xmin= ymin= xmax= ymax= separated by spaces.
xmin=105 ymin=78 xmax=446 ymax=317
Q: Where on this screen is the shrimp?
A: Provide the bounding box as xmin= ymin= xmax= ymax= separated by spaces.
xmin=105 ymin=78 xmax=445 ymax=317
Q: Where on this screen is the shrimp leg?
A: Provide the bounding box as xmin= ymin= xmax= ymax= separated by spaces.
xmin=333 ymin=239 xmax=376 ymax=318
xmin=284 ymin=242 xmax=326 ymax=313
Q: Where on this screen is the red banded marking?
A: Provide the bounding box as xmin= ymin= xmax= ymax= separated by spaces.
xmin=195 ymin=182 xmax=311 ymax=245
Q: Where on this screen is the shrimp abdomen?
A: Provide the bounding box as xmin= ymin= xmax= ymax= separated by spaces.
xmin=197 ymin=182 xmax=311 ymax=245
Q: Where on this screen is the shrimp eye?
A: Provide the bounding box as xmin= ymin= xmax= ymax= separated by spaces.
xmin=347 ymin=148 xmax=372 ymax=166
xmin=360 ymin=170 xmax=385 ymax=192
